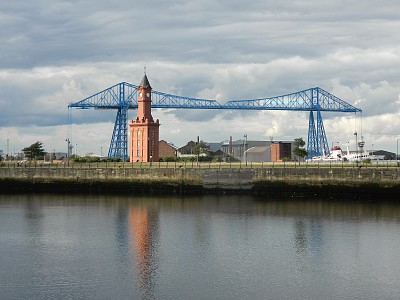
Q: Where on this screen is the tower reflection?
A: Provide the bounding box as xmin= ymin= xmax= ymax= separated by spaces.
xmin=128 ymin=205 xmax=160 ymax=299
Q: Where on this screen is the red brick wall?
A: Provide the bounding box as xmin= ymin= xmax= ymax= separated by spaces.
xmin=159 ymin=140 xmax=176 ymax=158
xmin=270 ymin=143 xmax=280 ymax=162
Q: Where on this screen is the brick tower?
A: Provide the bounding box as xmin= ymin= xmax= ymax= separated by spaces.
xmin=129 ymin=74 xmax=160 ymax=162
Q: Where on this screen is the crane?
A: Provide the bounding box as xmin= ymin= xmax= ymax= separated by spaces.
xmin=68 ymin=82 xmax=361 ymax=159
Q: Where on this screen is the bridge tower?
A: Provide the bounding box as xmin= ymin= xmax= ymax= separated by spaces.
xmin=129 ymin=74 xmax=160 ymax=162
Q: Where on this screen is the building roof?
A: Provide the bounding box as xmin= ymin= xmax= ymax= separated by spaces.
xmin=246 ymin=146 xmax=270 ymax=154
xmin=139 ymin=74 xmax=151 ymax=88
xmin=159 ymin=140 xmax=178 ymax=149
xmin=207 ymin=142 xmax=223 ymax=152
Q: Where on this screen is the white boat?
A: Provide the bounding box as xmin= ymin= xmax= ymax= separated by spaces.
xmin=309 ymin=145 xmax=374 ymax=162
xmin=309 ymin=146 xmax=343 ymax=162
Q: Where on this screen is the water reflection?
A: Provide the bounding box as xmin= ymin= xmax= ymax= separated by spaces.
xmin=114 ymin=205 xmax=130 ymax=264
xmin=128 ymin=204 xmax=160 ymax=300
xmin=294 ymin=220 xmax=307 ymax=254
xmin=1 ymin=194 xmax=400 ymax=299
xmin=310 ymin=219 xmax=323 ymax=256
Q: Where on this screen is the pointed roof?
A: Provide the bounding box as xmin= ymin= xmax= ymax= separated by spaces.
xmin=139 ymin=74 xmax=151 ymax=89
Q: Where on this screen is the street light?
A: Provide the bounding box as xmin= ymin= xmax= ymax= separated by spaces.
xmin=354 ymin=132 xmax=358 ymax=153
xmin=243 ymin=133 xmax=247 ymax=166
xmin=65 ymin=138 xmax=71 ymax=166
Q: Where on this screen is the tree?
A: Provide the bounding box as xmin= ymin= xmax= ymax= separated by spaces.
xmin=192 ymin=140 xmax=209 ymax=161
xmin=22 ymin=141 xmax=45 ymax=160
xmin=293 ymin=137 xmax=308 ymax=162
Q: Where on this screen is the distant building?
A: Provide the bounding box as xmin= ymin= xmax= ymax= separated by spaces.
xmin=245 ymin=146 xmax=271 ymax=162
xmin=207 ymin=142 xmax=223 ymax=153
xmin=368 ymin=150 xmax=395 ymax=160
xmin=270 ymin=142 xmax=292 ymax=162
xmin=159 ymin=140 xmax=178 ymax=158
xmin=220 ymin=137 xmax=295 ymax=162
xmin=221 ymin=138 xmax=268 ymax=161
xmin=178 ymin=141 xmax=197 ymax=155
xmin=53 ymin=152 xmax=67 ymax=160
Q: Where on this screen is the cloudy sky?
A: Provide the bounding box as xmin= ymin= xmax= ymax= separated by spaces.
xmin=1 ymin=0 xmax=400 ymax=156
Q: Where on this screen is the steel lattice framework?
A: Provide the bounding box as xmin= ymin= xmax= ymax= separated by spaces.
xmin=68 ymin=82 xmax=362 ymax=159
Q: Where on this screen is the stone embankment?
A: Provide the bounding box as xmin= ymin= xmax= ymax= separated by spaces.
xmin=1 ymin=164 xmax=399 ymax=199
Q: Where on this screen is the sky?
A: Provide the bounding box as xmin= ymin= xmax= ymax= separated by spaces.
xmin=1 ymin=0 xmax=400 ymax=156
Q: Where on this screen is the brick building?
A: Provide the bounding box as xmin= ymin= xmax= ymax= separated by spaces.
xmin=270 ymin=142 xmax=292 ymax=162
xmin=129 ymin=74 xmax=160 ymax=162
xmin=159 ymin=140 xmax=178 ymax=158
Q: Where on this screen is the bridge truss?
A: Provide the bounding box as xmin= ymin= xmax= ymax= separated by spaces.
xmin=68 ymin=82 xmax=362 ymax=159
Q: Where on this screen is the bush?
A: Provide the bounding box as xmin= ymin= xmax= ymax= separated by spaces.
xmin=159 ymin=156 xmax=178 ymax=162
xmin=71 ymin=155 xmax=124 ymax=163
xmin=362 ymin=158 xmax=371 ymax=164
xmin=212 ymin=156 xmax=223 ymax=162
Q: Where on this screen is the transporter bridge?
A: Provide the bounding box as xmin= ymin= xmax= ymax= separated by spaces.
xmin=68 ymin=82 xmax=362 ymax=160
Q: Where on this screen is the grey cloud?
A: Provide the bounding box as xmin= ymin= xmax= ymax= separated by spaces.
xmin=1 ymin=0 xmax=400 ymax=152
xmin=3 ymin=0 xmax=400 ymax=69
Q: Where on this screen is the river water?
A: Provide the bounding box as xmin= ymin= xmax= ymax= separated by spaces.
xmin=1 ymin=194 xmax=399 ymax=300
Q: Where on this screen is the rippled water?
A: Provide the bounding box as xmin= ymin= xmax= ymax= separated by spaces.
xmin=1 ymin=194 xmax=400 ymax=300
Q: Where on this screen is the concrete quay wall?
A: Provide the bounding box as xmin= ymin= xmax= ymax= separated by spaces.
xmin=1 ymin=166 xmax=399 ymax=199
xmin=1 ymin=165 xmax=399 ymax=181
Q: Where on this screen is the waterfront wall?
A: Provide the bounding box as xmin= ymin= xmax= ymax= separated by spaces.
xmin=1 ymin=165 xmax=399 ymax=198
xmin=1 ymin=165 xmax=399 ymax=182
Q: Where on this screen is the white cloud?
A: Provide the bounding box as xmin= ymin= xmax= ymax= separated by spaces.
xmin=1 ymin=0 xmax=400 ymax=154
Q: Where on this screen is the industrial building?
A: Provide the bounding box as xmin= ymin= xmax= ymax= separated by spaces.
xmin=220 ymin=138 xmax=295 ymax=162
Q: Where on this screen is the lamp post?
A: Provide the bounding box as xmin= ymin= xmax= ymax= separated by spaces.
xmin=353 ymin=131 xmax=359 ymax=165
xmin=354 ymin=132 xmax=358 ymax=153
xmin=6 ymin=138 xmax=9 ymax=161
xmin=65 ymin=138 xmax=70 ymax=166
xmin=243 ymin=134 xmax=247 ymax=166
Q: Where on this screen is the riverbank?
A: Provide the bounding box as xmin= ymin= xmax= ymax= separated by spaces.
xmin=1 ymin=177 xmax=399 ymax=200
xmin=1 ymin=166 xmax=399 ymax=199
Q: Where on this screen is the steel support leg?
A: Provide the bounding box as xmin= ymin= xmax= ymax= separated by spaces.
xmin=307 ymin=111 xmax=317 ymax=159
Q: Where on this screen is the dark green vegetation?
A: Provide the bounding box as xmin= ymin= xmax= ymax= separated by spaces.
xmin=22 ymin=141 xmax=45 ymax=160
xmin=70 ymin=155 xmax=123 ymax=163
xmin=293 ymin=137 xmax=308 ymax=161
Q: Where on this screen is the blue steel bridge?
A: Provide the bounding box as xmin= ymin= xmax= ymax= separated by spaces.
xmin=68 ymin=82 xmax=362 ymax=160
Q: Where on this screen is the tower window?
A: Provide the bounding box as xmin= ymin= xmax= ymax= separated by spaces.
xmin=137 ymin=131 xmax=141 ymax=137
